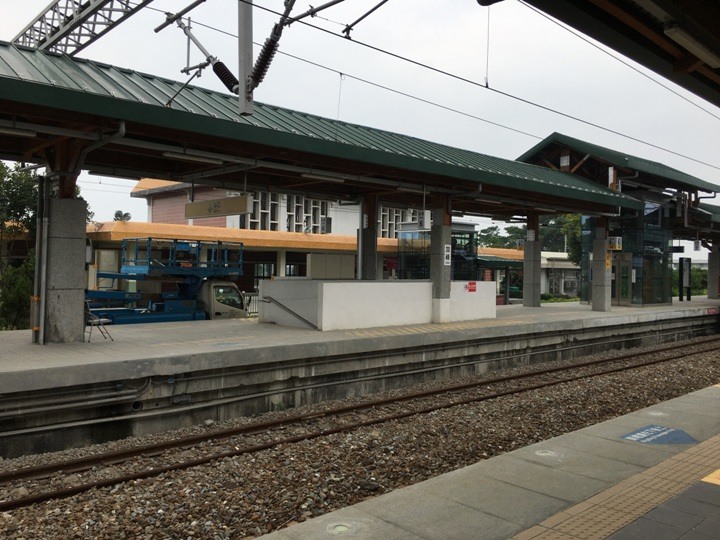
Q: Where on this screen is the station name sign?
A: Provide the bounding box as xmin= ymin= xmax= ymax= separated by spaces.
xmin=185 ymin=195 xmax=253 ymax=219
xmin=621 ymin=425 xmax=696 ymax=445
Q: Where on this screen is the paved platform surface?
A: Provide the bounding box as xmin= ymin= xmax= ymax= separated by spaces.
xmin=260 ymin=384 xmax=720 ymax=540
xmin=2 ymin=297 xmax=718 ymax=394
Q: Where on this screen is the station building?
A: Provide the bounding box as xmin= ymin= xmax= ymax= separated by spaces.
xmin=1 ymin=42 xmax=716 ymax=341
xmin=94 ymin=138 xmax=716 ymax=317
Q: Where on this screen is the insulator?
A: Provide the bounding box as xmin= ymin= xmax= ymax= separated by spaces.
xmin=213 ymin=61 xmax=239 ymax=94
xmin=251 ymin=38 xmax=279 ymax=88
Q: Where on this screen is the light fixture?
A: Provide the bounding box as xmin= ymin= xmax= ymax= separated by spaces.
xmin=474 ymin=197 xmax=502 ymax=205
xmin=162 ymin=151 xmax=224 ymax=165
xmin=396 ymin=186 xmax=426 ymax=194
xmin=0 ymin=126 xmax=37 ymax=138
xmin=664 ymin=25 xmax=720 ymax=69
xmin=300 ymin=172 xmax=346 ymax=183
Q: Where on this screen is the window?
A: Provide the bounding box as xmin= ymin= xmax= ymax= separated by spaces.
xmin=253 ymin=263 xmax=275 ymax=291
xmin=214 ymin=285 xmax=245 ymax=310
xmin=286 ymin=195 xmax=329 ymax=233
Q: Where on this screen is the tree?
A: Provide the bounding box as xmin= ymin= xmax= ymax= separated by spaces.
xmin=0 ymin=163 xmax=38 ymax=264
xmin=0 ymin=254 xmax=34 ymax=329
xmin=539 ymin=215 xmax=567 ymax=252
xmin=114 ymin=210 xmax=131 ymax=221
xmin=477 ymin=226 xmax=507 ymax=248
xmin=560 ymin=214 xmax=583 ymax=265
xmin=504 ymin=225 xmax=526 ymax=249
xmin=477 ymin=215 xmax=581 ymax=258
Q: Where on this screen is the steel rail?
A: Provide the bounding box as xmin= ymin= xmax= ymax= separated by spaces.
xmin=2 ymin=334 xmax=719 ymax=484
xmin=1 ymin=336 xmax=719 ymax=512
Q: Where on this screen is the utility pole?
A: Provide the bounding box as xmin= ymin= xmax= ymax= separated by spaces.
xmin=238 ymin=1 xmax=254 ymax=115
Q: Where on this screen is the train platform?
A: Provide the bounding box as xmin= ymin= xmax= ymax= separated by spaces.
xmin=1 ymin=297 xmax=719 ymax=394
xmin=1 ymin=297 xmax=719 ymax=458
xmin=260 ymin=384 xmax=720 ymax=540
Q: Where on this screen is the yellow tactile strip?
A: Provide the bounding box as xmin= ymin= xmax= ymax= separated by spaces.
xmin=703 ymin=469 xmax=720 ymax=486
xmin=511 ymin=434 xmax=720 ymax=540
xmin=349 ymin=318 xmax=531 ymax=337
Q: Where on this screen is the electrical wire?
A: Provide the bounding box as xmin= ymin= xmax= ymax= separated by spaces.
xmin=517 ymin=0 xmax=720 ymax=122
xmin=78 ymin=179 xmax=136 ymax=188
xmin=139 ymin=0 xmax=718 ymax=172
xmin=79 ymin=186 xmax=134 ymax=194
xmin=243 ymin=0 xmax=720 ymax=172
xmin=144 ymin=3 xmax=542 ymax=140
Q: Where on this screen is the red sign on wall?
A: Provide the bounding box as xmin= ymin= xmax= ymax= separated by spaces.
xmin=465 ymin=281 xmax=477 ymax=293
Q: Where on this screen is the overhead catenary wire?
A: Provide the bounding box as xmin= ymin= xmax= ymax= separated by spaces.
xmin=139 ymin=0 xmax=718 ymax=172
xmin=142 ymin=3 xmax=542 ymax=140
xmin=243 ymin=0 xmax=720 ymax=172
xmin=516 ymin=0 xmax=720 ymax=123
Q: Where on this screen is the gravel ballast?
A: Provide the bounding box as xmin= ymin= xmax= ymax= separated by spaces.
xmin=1 ymin=338 xmax=719 ymax=539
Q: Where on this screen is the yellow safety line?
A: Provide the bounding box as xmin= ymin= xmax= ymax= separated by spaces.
xmin=702 ymin=469 xmax=720 ymax=486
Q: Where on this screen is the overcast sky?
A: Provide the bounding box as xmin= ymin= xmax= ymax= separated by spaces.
xmin=1 ymin=0 xmax=719 ymax=246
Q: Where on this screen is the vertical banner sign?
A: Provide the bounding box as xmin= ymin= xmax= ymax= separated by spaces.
xmin=605 ymin=252 xmax=612 ymax=269
xmin=444 ymin=244 xmax=452 ymax=266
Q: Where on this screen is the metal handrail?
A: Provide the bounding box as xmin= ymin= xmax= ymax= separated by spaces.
xmin=261 ymin=296 xmax=318 ymax=330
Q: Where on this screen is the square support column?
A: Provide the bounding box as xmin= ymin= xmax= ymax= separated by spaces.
xmin=708 ymin=244 xmax=720 ymax=299
xmin=360 ymin=196 xmax=379 ymax=280
xmin=360 ymin=229 xmax=379 ymax=280
xmin=523 ymin=215 xmax=541 ymax=307
xmin=522 ymin=241 xmax=542 ymax=307
xmin=42 ymin=198 xmax=88 ymax=343
xmin=276 ymin=249 xmax=287 ymax=277
xmin=591 ymin=225 xmax=612 ymax=312
xmin=430 ymin=206 xmax=452 ymax=323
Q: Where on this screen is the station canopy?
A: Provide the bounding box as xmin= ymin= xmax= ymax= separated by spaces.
xmin=0 ymin=41 xmax=644 ymax=220
xmin=518 ymin=132 xmax=720 ymax=242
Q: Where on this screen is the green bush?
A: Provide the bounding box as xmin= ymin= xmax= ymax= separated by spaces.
xmin=541 ymin=293 xmax=580 ymax=303
xmin=0 ymin=256 xmax=34 ymax=330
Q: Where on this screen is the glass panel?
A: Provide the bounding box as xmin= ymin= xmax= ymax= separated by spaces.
xmin=214 ymin=285 xmax=245 ymax=309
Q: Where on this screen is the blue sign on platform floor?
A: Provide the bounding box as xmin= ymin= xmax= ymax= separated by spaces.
xmin=621 ymin=425 xmax=697 ymax=445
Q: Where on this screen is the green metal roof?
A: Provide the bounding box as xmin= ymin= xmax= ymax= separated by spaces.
xmin=476 ymin=255 xmax=523 ymax=269
xmin=517 ymin=132 xmax=719 ymax=194
xmin=0 ymin=42 xmax=643 ymax=211
xmin=698 ymin=203 xmax=720 ymax=223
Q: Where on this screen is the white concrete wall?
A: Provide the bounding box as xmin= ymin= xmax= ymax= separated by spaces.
xmin=327 ymin=204 xmax=361 ymax=235
xmin=307 ymin=253 xmax=356 ymax=279
xmin=260 ymin=279 xmax=497 ymax=330
xmin=320 ymin=281 xmax=432 ymax=330
xmin=258 ymin=278 xmax=320 ymax=328
xmin=449 ymin=281 xmax=497 ymax=320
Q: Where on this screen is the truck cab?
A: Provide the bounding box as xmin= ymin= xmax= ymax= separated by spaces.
xmin=196 ymin=280 xmax=249 ymax=319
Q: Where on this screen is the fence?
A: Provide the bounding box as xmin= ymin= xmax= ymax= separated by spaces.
xmin=245 ymin=292 xmax=260 ymax=316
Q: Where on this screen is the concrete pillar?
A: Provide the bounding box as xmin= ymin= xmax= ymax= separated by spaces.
xmin=523 ymin=214 xmax=542 ymax=307
xmin=591 ymin=224 xmax=612 ymax=312
xmin=43 ymin=198 xmax=88 ymax=343
xmin=430 ymin=204 xmax=452 ymax=323
xmin=276 ymin=249 xmax=287 ymax=277
xmin=708 ymin=244 xmax=720 ymax=299
xmin=360 ymin=196 xmax=379 ymax=280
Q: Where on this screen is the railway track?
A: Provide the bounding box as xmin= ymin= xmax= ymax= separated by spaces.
xmin=2 ymin=335 xmax=720 ymax=512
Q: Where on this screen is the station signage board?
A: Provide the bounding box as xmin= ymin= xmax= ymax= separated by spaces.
xmin=185 ymin=195 xmax=253 ymax=219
